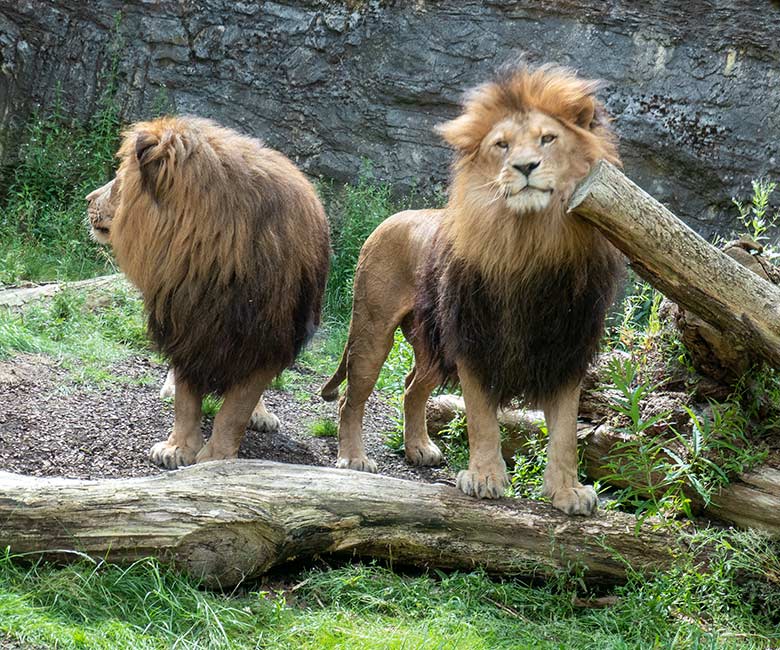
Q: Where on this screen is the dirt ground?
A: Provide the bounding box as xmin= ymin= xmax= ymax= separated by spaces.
xmin=0 ymin=353 xmax=454 ymax=485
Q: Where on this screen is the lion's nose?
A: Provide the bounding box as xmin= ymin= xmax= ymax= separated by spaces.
xmin=512 ymin=161 xmax=541 ymax=177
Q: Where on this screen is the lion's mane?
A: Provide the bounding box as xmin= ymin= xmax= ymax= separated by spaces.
xmin=111 ymin=116 xmax=330 ymax=395
xmin=415 ymin=65 xmax=624 ymax=406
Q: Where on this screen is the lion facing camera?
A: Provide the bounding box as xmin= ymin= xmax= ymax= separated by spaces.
xmin=86 ymin=116 xmax=329 ymax=469
xmin=321 ymin=64 xmax=624 ymax=515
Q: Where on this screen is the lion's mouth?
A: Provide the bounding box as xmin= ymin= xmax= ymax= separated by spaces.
xmin=506 ymin=186 xmax=552 ymax=197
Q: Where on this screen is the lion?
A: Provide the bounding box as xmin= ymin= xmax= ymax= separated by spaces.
xmin=85 ymin=116 xmax=330 ymax=468
xmin=321 ymin=64 xmax=623 ymax=515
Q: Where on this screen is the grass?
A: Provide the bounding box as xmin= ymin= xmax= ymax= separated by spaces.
xmin=0 ymin=284 xmax=149 ymax=386
xmin=308 ymin=417 xmax=338 ymax=437
xmin=0 ymin=91 xmax=120 ymax=285
xmin=1 ymin=533 xmax=779 ymax=650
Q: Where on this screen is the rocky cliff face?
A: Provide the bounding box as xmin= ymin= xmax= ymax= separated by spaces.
xmin=1 ymin=1 xmax=778 ymax=236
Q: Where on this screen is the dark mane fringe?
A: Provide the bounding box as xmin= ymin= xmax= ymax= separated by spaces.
xmin=415 ymin=231 xmax=623 ymax=407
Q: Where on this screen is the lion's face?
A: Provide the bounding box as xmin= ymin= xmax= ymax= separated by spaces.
xmin=478 ymin=110 xmax=590 ymax=215
xmin=85 ymin=177 xmax=121 ymax=244
xmin=437 ymin=66 xmax=620 ymax=223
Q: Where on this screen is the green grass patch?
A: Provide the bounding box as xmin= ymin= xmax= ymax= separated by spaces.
xmin=308 ymin=417 xmax=338 ymax=438
xmin=0 ymin=92 xmax=120 ymax=286
xmin=1 ymin=536 xmax=778 ymax=650
xmin=0 ymin=283 xmax=149 ymax=384
xmin=201 ymin=394 xmax=224 ymax=417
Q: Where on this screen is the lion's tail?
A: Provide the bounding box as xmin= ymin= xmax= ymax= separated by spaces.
xmin=320 ymin=348 xmax=347 ymax=402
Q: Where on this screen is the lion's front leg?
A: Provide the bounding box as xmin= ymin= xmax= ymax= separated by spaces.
xmin=149 ymin=377 xmax=205 ymax=469
xmin=542 ymin=382 xmax=597 ymax=515
xmin=455 ymin=362 xmax=508 ymax=499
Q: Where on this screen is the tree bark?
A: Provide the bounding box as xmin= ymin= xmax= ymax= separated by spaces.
xmin=568 ymin=161 xmax=780 ymax=369
xmin=0 ymin=461 xmax=689 ymax=588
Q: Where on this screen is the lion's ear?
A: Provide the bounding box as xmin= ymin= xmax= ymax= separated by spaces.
xmin=135 ymin=128 xmax=184 ymax=200
xmin=574 ymin=97 xmax=597 ymax=130
xmin=435 ymin=115 xmax=482 ymax=155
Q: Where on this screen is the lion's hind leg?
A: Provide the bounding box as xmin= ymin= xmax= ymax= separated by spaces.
xmin=541 ymin=382 xmax=598 ymax=515
xmin=196 ymin=368 xmax=278 ymax=463
xmin=401 ymin=320 xmax=444 ymax=467
xmin=335 ymin=320 xmax=400 ymax=474
xmin=454 ymin=361 xmax=509 ymax=499
xmin=249 ymin=394 xmax=281 ymax=433
xmin=149 ymin=378 xmax=205 ymax=469
xmin=159 ymin=367 xmax=176 ymax=399
xmin=158 ymin=367 xmax=280 ymax=434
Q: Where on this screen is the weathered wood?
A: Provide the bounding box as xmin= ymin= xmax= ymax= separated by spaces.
xmin=0 ymin=274 xmax=125 ymax=309
xmin=568 ymin=161 xmax=780 ymax=369
xmin=427 ymin=396 xmax=780 ymax=536
xmin=0 ymin=460 xmax=687 ymax=587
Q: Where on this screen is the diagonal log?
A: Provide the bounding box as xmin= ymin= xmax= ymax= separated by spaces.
xmin=0 ymin=460 xmax=690 ymax=588
xmin=568 ymin=161 xmax=780 ymax=369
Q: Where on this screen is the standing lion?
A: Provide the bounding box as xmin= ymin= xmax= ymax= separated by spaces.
xmin=86 ymin=116 xmax=330 ymax=469
xmin=321 ymin=64 xmax=623 ymax=515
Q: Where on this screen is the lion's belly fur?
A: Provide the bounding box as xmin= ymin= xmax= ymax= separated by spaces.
xmin=415 ymin=234 xmax=622 ymax=407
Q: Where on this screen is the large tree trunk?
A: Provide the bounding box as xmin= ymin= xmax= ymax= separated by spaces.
xmin=568 ymin=161 xmax=780 ymax=369
xmin=0 ymin=461 xmax=691 ymax=588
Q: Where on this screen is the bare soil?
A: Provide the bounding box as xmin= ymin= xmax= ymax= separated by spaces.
xmin=0 ymin=353 xmax=454 ymax=485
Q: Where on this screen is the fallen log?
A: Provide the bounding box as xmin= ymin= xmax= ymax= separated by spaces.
xmin=426 ymin=395 xmax=780 ymax=536
xmin=0 ymin=460 xmax=690 ymax=588
xmin=0 ymin=273 xmax=125 ymax=309
xmin=568 ymin=161 xmax=780 ymax=369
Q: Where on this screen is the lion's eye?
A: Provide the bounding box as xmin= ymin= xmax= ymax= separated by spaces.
xmin=495 ymin=140 xmax=509 ymax=150
xmin=541 ymin=134 xmax=557 ymax=145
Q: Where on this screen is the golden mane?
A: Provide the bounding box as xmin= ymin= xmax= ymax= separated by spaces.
xmin=437 ymin=64 xmax=619 ymax=164
xmin=436 ymin=64 xmax=622 ymax=285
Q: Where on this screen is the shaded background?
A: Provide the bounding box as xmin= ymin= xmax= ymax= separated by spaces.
xmin=1 ymin=0 xmax=779 ymax=237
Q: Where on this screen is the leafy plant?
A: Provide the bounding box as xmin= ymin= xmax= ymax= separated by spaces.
xmin=201 ymin=394 xmax=223 ymax=417
xmin=602 ymin=357 xmax=768 ymax=522
xmin=321 ymin=169 xmax=397 ymax=324
xmin=508 ymin=422 xmax=548 ymax=500
xmin=732 ymin=178 xmax=779 ymax=245
xmin=375 ymin=328 xmax=414 ymax=394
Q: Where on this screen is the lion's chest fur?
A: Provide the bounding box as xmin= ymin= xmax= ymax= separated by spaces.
xmin=415 ymin=232 xmax=622 ymax=406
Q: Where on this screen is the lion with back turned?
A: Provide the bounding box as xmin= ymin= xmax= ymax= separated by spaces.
xmin=322 ymin=64 xmax=624 ymax=515
xmin=86 ymin=116 xmax=330 ymax=468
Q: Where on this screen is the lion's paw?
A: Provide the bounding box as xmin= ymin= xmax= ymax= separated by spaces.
xmin=456 ymin=468 xmax=508 ymax=499
xmin=548 ymin=484 xmax=598 ymax=516
xmin=195 ymin=442 xmax=240 ymax=464
xmin=249 ymin=410 xmax=281 ymax=433
xmin=149 ymin=441 xmax=198 ymax=469
xmin=336 ymin=456 xmax=378 ymax=473
xmin=405 ymin=441 xmax=444 ymax=467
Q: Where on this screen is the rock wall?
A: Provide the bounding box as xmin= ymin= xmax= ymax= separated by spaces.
xmin=1 ymin=1 xmax=779 ymax=236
